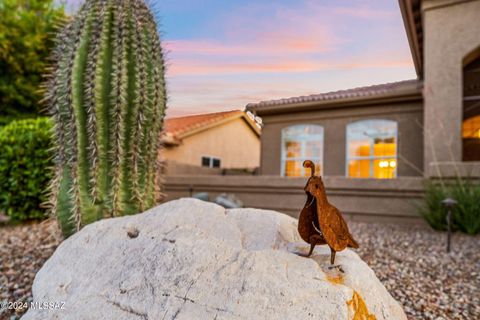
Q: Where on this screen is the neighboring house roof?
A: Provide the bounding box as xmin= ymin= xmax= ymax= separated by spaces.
xmin=162 ymin=110 xmax=261 ymax=146
xmin=246 ymin=79 xmax=423 ymax=116
xmin=399 ymin=0 xmax=423 ymax=78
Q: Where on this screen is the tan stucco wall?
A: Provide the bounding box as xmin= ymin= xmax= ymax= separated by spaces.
xmin=259 ymin=101 xmax=424 ymax=177
xmin=423 ymin=0 xmax=480 ymax=172
xmin=164 ymin=175 xmax=425 ymax=224
xmin=162 ymin=118 xmax=260 ymax=169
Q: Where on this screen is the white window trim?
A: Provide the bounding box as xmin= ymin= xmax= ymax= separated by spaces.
xmin=345 ymin=119 xmax=398 ymax=178
xmin=201 ymin=155 xmax=221 ymax=168
xmin=280 ymin=124 xmax=324 ymax=177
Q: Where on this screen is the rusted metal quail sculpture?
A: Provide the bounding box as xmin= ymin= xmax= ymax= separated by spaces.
xmin=298 ymin=160 xmax=359 ymax=265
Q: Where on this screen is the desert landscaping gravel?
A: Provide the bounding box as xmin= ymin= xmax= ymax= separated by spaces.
xmin=350 ymin=222 xmax=480 ymax=320
xmin=1 ymin=219 xmax=479 ymax=320
xmin=0 ymin=220 xmax=61 ymax=320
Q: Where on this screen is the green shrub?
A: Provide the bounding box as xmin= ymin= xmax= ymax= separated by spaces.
xmin=451 ymin=181 xmax=480 ymax=235
xmin=0 ymin=118 xmax=53 ymax=220
xmin=0 ymin=115 xmax=38 ymax=129
xmin=0 ymin=116 xmax=23 ymax=128
xmin=419 ymin=179 xmax=480 ymax=235
xmin=418 ymin=182 xmax=449 ymax=231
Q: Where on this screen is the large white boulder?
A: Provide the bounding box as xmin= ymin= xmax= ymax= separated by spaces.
xmin=23 ymin=198 xmax=406 ymax=320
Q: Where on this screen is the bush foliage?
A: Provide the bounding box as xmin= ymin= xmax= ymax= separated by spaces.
xmin=419 ymin=180 xmax=480 ymax=235
xmin=0 ymin=0 xmax=65 ymax=117
xmin=0 ymin=118 xmax=53 ymax=220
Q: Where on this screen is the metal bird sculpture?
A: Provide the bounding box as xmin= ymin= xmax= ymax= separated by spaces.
xmin=297 ymin=160 xmax=359 ymax=265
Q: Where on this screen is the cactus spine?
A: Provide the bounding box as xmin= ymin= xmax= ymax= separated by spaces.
xmin=45 ymin=0 xmax=167 ymax=236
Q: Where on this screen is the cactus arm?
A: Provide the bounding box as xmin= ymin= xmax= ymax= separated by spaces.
xmin=118 ymin=4 xmax=139 ymax=215
xmin=143 ymin=10 xmax=166 ymax=206
xmin=84 ymin=0 xmax=104 ymax=209
xmin=110 ymin=5 xmax=128 ymax=217
xmin=71 ymin=7 xmax=96 ymax=226
xmin=132 ymin=1 xmax=146 ymax=211
xmin=47 ymin=27 xmax=72 ymax=235
xmin=138 ymin=4 xmax=158 ymax=207
xmin=132 ymin=1 xmax=155 ymax=211
xmin=55 ymin=2 xmax=92 ymax=236
xmin=94 ymin=1 xmax=114 ymax=218
xmin=153 ymin=39 xmax=168 ymax=204
xmin=138 ymin=23 xmax=155 ymax=205
xmin=143 ymin=60 xmax=159 ymax=205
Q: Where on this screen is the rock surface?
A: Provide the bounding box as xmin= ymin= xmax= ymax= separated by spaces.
xmin=22 ymin=198 xmax=406 ymax=320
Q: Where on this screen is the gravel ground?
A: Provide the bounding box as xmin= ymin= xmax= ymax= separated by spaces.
xmin=0 ymin=220 xmax=479 ymax=320
xmin=0 ymin=220 xmax=61 ymax=320
xmin=350 ymin=222 xmax=480 ymax=320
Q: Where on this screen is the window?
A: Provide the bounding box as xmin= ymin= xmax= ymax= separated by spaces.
xmin=201 ymin=156 xmax=221 ymax=168
xmin=463 ymin=115 xmax=480 ymax=161
xmin=463 ymin=50 xmax=480 ymax=161
xmin=281 ymin=124 xmax=323 ymax=177
xmin=346 ymin=120 xmax=397 ymax=179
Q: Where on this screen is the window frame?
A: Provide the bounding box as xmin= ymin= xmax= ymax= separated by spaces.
xmin=345 ymin=119 xmax=398 ymax=179
xmin=280 ymin=124 xmax=324 ymax=177
xmin=201 ymin=155 xmax=221 ymax=168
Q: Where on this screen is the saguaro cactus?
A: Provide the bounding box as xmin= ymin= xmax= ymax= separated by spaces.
xmin=44 ymin=0 xmax=167 ymax=236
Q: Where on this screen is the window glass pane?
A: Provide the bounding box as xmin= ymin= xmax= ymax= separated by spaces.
xmin=373 ymin=137 xmax=396 ymax=157
xmin=374 ymin=158 xmax=396 ymax=179
xmin=346 ymin=120 xmax=397 ymax=178
xmin=349 ymin=139 xmax=370 ymax=157
xmin=348 ymin=159 xmax=370 ymax=178
xmin=305 ymin=140 xmax=322 ymax=158
xmin=212 ymin=158 xmax=221 ymax=168
xmin=284 ymin=160 xmax=302 ymax=177
xmin=281 ymin=125 xmax=324 ymax=176
xmin=285 ymin=141 xmax=301 ymax=158
xmin=463 ymin=115 xmax=480 ymax=138
xmin=462 ymin=115 xmax=480 ymax=161
xmin=201 ymin=157 xmax=210 ymax=167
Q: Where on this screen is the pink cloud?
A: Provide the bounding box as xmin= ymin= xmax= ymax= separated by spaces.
xmin=166 ymin=57 xmax=412 ymax=76
xmin=163 ymin=1 xmax=416 ymax=116
xmin=165 ymin=33 xmax=334 ymax=57
xmin=330 ymin=7 xmax=396 ymax=19
xmin=163 ymin=1 xmax=412 ymax=77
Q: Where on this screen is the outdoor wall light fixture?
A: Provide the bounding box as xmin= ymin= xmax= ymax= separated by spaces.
xmin=441 ymin=198 xmax=457 ymax=253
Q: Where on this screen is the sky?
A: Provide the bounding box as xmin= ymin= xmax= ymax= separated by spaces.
xmin=62 ymin=0 xmax=417 ymax=118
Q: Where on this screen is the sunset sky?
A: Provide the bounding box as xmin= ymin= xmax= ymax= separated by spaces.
xmin=64 ymin=0 xmax=417 ymax=117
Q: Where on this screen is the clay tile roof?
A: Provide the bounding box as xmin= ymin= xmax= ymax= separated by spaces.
xmin=163 ymin=110 xmax=257 ymax=140
xmin=246 ymin=79 xmax=422 ymax=109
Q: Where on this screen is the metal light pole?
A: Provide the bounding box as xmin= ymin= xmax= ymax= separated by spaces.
xmin=189 ymin=185 xmax=194 ymax=197
xmin=441 ymin=198 xmax=457 ymax=253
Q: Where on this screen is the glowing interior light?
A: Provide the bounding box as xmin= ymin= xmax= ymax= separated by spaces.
xmin=389 ymin=160 xmax=396 ymax=168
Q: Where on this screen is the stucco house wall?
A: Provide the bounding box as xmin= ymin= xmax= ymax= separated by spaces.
xmin=423 ymin=0 xmax=480 ymax=175
xmin=162 ymin=118 xmax=260 ymax=169
xmin=259 ymin=100 xmax=424 ymax=177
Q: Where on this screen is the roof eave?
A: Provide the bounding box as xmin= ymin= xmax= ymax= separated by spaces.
xmin=399 ymin=0 xmax=423 ymax=78
xmin=160 ymin=133 xmax=181 ymax=147
xmin=177 ymin=113 xmax=261 ymax=139
xmin=246 ymin=88 xmax=423 ymax=116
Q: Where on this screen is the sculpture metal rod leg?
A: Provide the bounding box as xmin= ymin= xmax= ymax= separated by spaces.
xmin=307 ymin=242 xmax=316 ymax=257
xmin=330 ymin=248 xmax=336 ymax=265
